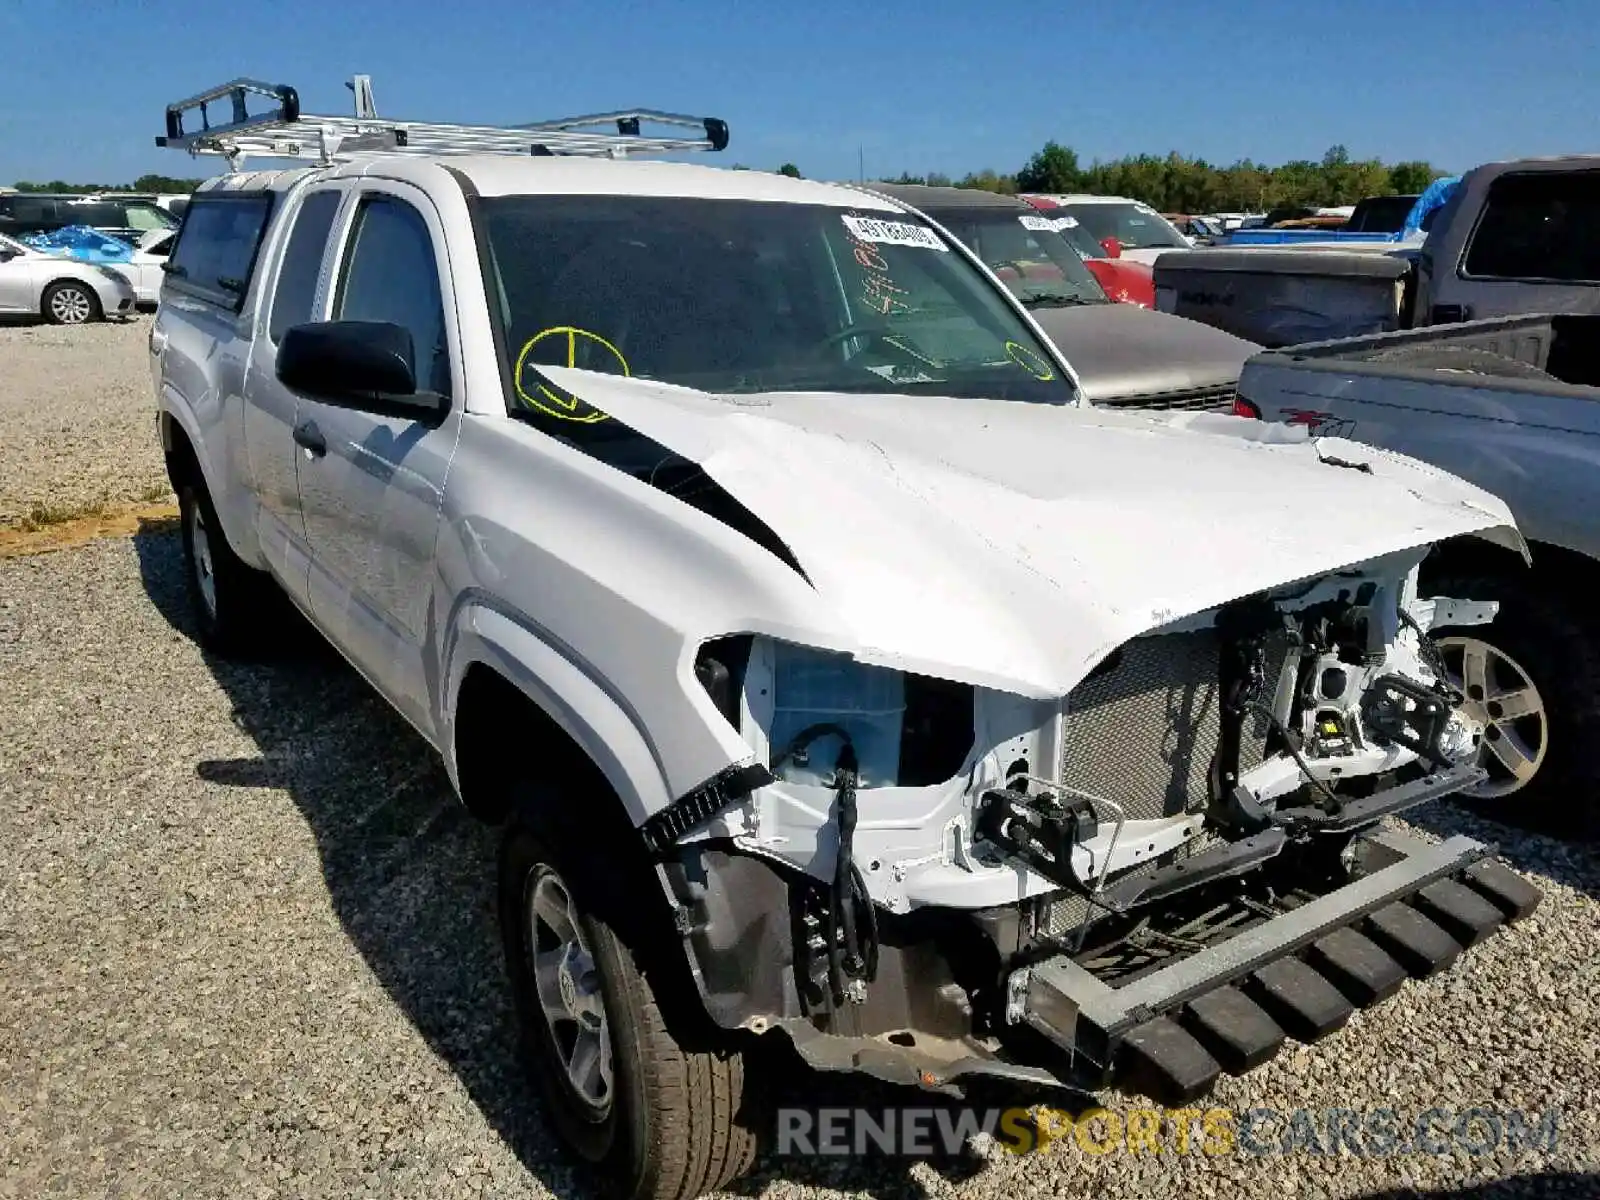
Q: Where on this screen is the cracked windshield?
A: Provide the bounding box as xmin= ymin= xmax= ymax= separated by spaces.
xmin=481 ymin=195 xmax=1073 ymax=405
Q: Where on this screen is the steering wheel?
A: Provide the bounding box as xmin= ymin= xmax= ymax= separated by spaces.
xmin=812 ymin=321 xmax=895 ymax=354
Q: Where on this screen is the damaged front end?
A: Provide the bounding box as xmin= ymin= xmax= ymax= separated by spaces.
xmin=649 ymin=552 xmax=1540 ymax=1104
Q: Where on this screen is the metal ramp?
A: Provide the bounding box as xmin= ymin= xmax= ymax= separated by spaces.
xmin=157 ymin=76 xmax=729 ymax=170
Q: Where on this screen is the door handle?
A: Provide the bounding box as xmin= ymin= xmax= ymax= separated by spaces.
xmin=293 ymin=419 xmax=327 ymax=458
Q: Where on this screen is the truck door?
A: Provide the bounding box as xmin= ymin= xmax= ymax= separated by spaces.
xmin=293 ymin=183 xmax=463 ymax=737
xmin=243 ymin=184 xmax=346 ymax=605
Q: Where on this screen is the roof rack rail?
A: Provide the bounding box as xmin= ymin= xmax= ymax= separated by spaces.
xmin=156 ymin=76 xmax=729 ymax=171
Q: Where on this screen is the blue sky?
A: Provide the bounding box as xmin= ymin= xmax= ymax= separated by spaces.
xmin=2 ymin=0 xmax=1596 ymax=186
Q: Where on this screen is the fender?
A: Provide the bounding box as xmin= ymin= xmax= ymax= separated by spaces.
xmin=440 ymin=601 xmax=676 ymax=826
xmin=158 ymin=387 xmax=267 ymax=569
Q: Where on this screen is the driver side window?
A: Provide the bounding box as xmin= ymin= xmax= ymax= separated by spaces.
xmin=333 ymin=194 xmax=452 ymax=398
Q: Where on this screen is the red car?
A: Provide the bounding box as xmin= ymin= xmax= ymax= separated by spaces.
xmin=1020 ymin=194 xmax=1155 ymax=308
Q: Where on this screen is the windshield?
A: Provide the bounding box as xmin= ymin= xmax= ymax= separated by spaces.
xmin=1065 ymin=202 xmax=1189 ymax=250
xmin=921 ymin=207 xmax=1107 ymax=307
xmin=481 ymin=195 xmax=1073 ymax=407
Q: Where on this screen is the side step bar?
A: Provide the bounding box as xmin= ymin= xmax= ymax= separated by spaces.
xmin=1020 ymin=829 xmax=1540 ymax=1107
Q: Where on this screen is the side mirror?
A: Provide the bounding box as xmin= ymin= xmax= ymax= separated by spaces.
xmin=276 ymin=321 xmax=444 ymax=417
xmin=1100 ymin=236 xmax=1123 ymax=259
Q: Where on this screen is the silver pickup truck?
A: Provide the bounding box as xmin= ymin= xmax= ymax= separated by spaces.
xmin=148 ymin=77 xmax=1545 ymax=1200
xmin=1237 ymin=313 xmax=1600 ymax=837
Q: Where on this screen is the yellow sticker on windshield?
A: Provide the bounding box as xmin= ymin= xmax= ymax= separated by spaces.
xmin=515 ymin=327 xmax=630 ymax=423
xmin=1004 ymin=340 xmax=1055 ymax=381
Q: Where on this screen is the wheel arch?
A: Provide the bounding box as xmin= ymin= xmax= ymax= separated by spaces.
xmin=443 ymin=604 xmax=675 ymax=832
xmin=1422 ymin=532 xmax=1600 ymax=598
xmin=40 ymin=276 xmax=103 ymax=320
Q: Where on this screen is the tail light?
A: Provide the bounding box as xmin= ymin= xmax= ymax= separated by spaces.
xmin=1232 ymin=396 xmax=1262 ymax=420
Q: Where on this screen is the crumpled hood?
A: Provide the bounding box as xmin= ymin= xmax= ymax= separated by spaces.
xmin=539 ymin=368 xmax=1523 ymax=698
xmin=1028 ymin=301 xmax=1259 ymax=403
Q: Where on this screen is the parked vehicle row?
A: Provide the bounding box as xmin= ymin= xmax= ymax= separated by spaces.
xmin=146 ymin=75 xmax=1545 ymax=1200
xmin=1154 ymin=155 xmax=1600 ymax=344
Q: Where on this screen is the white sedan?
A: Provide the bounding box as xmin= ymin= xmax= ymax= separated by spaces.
xmin=0 ymin=234 xmax=137 ymax=324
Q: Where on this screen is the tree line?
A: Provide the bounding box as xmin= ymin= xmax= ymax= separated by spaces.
xmin=7 ymin=174 xmax=205 ymax=194
xmin=15 ymin=145 xmax=1446 ymax=214
xmin=885 ymin=143 xmax=1446 ymax=212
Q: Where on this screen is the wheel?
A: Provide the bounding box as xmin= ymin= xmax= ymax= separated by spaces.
xmin=41 ymin=280 xmax=101 ymax=326
xmin=1424 ymin=570 xmax=1600 ymax=837
xmin=499 ymin=809 xmax=760 ymax=1200
xmin=176 ymin=477 xmax=274 ymax=658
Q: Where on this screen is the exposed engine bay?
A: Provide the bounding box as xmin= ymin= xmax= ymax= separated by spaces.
xmin=673 ymin=548 xmax=1500 ymax=1060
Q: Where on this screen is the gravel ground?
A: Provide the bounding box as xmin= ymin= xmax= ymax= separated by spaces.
xmin=0 ymin=319 xmax=170 ymax=530
xmin=1 ymin=533 xmax=1597 ymax=1199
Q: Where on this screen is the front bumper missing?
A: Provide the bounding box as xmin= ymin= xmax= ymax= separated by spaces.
xmin=1020 ymin=827 xmax=1540 ymax=1106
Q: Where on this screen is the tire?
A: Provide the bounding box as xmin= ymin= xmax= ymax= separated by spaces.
xmin=176 ymin=477 xmax=274 ymax=658
xmin=499 ymin=808 xmax=760 ymax=1200
xmin=41 ymin=280 xmax=101 ymax=326
xmin=1367 ymin=345 xmax=1553 ymax=381
xmin=1424 ymin=570 xmax=1600 ymax=838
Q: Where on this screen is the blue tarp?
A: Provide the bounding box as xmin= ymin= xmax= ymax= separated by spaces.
xmin=1402 ymin=176 xmax=1461 ymax=239
xmin=18 ymin=225 xmax=135 ymax=263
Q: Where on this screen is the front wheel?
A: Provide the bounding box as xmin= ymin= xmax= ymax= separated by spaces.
xmin=1426 ymin=571 xmax=1600 ymax=838
xmin=42 ymin=281 xmax=101 ymax=325
xmin=499 ymin=814 xmax=760 ymax=1200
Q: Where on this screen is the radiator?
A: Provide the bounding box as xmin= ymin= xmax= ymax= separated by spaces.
xmin=1059 ymin=630 xmax=1279 ymax=824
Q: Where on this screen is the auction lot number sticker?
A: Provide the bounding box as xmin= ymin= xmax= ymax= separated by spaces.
xmin=842 ymin=215 xmax=949 ymax=251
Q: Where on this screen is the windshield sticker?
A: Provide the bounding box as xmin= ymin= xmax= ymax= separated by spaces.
xmin=845 ymin=220 xmax=914 ymax=316
xmin=1004 ymin=340 xmax=1056 ymax=381
xmin=515 ymin=326 xmax=629 ymax=422
xmin=842 ymin=214 xmax=949 ymax=251
xmin=1019 ymin=214 xmax=1079 ymax=232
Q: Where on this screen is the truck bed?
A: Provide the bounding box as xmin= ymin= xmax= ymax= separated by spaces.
xmin=1235 ymin=313 xmax=1600 ymax=558
xmin=1254 ymin=312 xmax=1600 ymax=388
xmin=1154 ymin=248 xmax=1417 ymax=346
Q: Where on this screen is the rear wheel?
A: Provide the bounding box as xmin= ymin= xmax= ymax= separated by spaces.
xmin=1426 ymin=570 xmax=1600 ymax=838
xmin=42 ymin=281 xmax=100 ymax=326
xmin=499 ymin=805 xmax=760 ymax=1199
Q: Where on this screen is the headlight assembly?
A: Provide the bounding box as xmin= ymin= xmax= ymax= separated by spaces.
xmin=694 ymin=636 xmax=975 ymax=790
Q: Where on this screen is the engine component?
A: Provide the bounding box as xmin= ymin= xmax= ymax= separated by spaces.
xmin=976 ymin=786 xmax=1099 ymax=889
xmin=1359 ymin=673 xmax=1455 ymax=765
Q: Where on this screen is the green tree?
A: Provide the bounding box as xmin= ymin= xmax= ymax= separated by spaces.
xmin=777 ymin=163 xmax=802 ymax=179
xmin=1015 ymin=142 xmax=1081 ymax=194
xmin=1388 ymin=160 xmax=1442 ymax=193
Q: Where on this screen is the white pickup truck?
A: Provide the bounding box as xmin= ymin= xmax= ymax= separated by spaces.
xmin=149 ymin=79 xmax=1543 ymax=1200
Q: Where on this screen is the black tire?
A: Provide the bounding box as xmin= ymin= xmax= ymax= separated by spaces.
xmin=499 ymin=807 xmax=760 ymax=1200
xmin=176 ymin=476 xmax=275 ymax=658
xmin=1367 ymin=345 xmax=1553 ymax=381
xmin=1424 ymin=570 xmax=1600 ymax=838
xmin=41 ymin=280 xmax=102 ymax=326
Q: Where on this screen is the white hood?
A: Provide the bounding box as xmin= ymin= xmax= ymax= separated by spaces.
xmin=540 ymin=368 xmax=1522 ymax=698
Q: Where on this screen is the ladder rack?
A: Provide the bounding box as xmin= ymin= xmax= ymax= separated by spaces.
xmin=157 ymin=77 xmax=729 ymax=171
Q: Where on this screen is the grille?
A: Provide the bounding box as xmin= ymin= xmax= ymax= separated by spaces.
xmin=1106 ymin=386 xmax=1237 ymax=413
xmin=1060 ymin=631 xmax=1279 ymax=824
